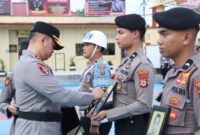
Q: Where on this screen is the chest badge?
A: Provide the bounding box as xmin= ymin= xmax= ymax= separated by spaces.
xmin=176 ymin=71 xmax=190 ymax=85
xmin=169 ymin=109 xmax=178 ymax=121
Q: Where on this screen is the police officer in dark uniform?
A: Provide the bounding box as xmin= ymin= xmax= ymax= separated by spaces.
xmin=13 ymin=21 xmax=104 ymax=135
xmin=92 ymin=14 xmax=155 ymax=135
xmin=153 ymin=7 xmax=200 ymax=135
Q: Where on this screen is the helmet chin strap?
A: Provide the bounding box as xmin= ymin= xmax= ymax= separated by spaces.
xmin=88 ymin=45 xmax=97 ymax=60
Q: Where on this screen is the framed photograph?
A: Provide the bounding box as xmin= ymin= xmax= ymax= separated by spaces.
xmin=146 ymin=105 xmax=169 ymax=135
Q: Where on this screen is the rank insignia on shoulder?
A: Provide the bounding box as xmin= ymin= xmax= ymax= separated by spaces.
xmin=137 ymin=70 xmax=149 ymax=88
xmin=4 ymin=77 xmax=11 ymax=86
xmin=37 ymin=63 xmax=49 ymax=75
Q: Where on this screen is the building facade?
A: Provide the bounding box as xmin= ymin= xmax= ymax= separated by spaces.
xmin=0 ymin=16 xmax=122 ymax=72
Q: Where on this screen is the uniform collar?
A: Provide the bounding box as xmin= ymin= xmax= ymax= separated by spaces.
xmin=136 ymin=48 xmax=145 ymax=55
xmin=166 ymin=59 xmax=193 ymax=79
xmin=95 ymin=57 xmax=103 ymax=63
xmin=22 ymin=50 xmax=36 ymax=58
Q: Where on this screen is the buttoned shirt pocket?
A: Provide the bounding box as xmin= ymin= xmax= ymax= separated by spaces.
xmin=166 ymin=93 xmax=186 ymax=126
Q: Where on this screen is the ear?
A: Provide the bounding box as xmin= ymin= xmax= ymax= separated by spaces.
xmin=131 ymin=30 xmax=139 ymax=39
xmin=183 ymin=31 xmax=193 ymax=46
xmin=96 ymin=46 xmax=101 ymax=52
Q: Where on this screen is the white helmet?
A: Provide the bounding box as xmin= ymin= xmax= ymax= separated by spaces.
xmin=82 ymin=30 xmax=107 ymax=49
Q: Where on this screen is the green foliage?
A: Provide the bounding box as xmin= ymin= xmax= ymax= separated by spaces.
xmin=0 ymin=58 xmax=5 ymax=71
xmin=76 ymin=9 xmax=85 ymax=16
xmin=107 ymin=60 xmax=113 ymax=66
xmin=70 ymin=57 xmax=75 ymax=66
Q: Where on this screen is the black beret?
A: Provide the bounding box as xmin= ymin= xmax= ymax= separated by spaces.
xmin=31 ymin=21 xmax=63 ymax=50
xmin=115 ymin=14 xmax=146 ymax=31
xmin=153 ymin=7 xmax=200 ymax=30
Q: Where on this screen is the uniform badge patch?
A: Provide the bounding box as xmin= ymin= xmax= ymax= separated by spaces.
xmin=194 ymin=81 xmax=200 ymax=97
xmin=37 ymin=63 xmax=49 ymax=75
xmin=169 ymin=97 xmax=180 ymax=106
xmin=137 ymin=70 xmax=149 ymax=88
xmin=176 ymin=72 xmax=190 ymax=85
xmin=99 ymin=65 xmax=105 ymax=75
xmin=176 ymin=78 xmax=186 ymax=85
xmin=169 ymin=109 xmax=178 ymax=121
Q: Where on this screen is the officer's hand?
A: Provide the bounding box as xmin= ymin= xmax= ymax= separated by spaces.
xmin=91 ymin=110 xmax=106 ymax=121
xmin=91 ymin=87 xmax=104 ymax=100
xmin=8 ymin=104 xmax=18 ymax=115
xmin=90 ymin=125 xmax=99 ymax=135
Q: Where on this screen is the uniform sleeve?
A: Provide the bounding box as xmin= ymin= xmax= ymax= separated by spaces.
xmin=92 ymin=63 xmax=111 ymax=88
xmin=192 ymin=74 xmax=200 ymax=132
xmin=106 ymin=64 xmax=155 ymax=121
xmin=23 ymin=62 xmax=93 ymax=107
xmin=0 ymin=78 xmax=15 ymax=118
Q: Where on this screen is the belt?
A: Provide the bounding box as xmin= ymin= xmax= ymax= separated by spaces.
xmin=116 ymin=113 xmax=150 ymax=124
xmin=18 ymin=111 xmax=63 ymax=122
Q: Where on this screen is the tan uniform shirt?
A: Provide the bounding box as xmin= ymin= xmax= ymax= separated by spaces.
xmin=0 ymin=74 xmax=15 ymax=135
xmin=106 ymin=48 xmax=155 ymax=121
xmin=161 ymin=53 xmax=200 ymax=135
xmin=14 ymin=50 xmax=93 ymax=135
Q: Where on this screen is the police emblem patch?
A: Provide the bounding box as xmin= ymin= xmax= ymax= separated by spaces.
xmin=37 ymin=63 xmax=49 ymax=75
xmin=137 ymin=70 xmax=149 ymax=88
xmin=194 ymin=81 xmax=200 ymax=97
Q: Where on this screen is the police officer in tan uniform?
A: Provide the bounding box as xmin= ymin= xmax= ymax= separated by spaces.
xmin=0 ymin=74 xmax=16 ymax=135
xmin=13 ymin=21 xmax=104 ymax=135
xmin=0 ymin=39 xmax=29 ymax=135
xmin=153 ymin=7 xmax=200 ymax=135
xmin=79 ymin=30 xmax=112 ymax=135
xmin=92 ymin=14 xmax=155 ymax=135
